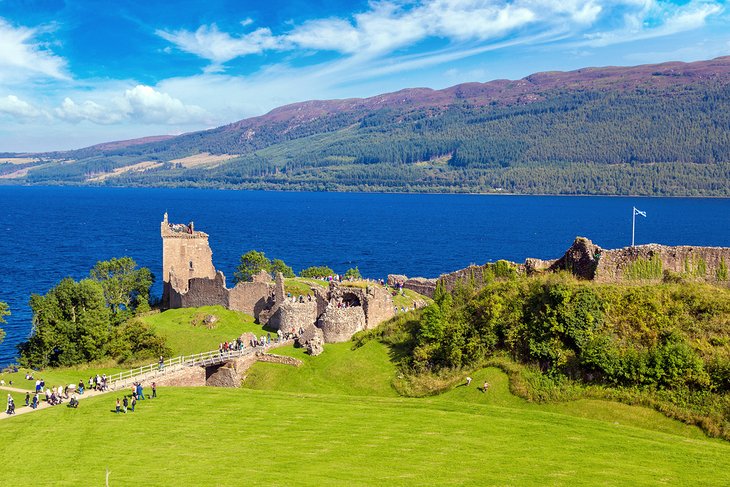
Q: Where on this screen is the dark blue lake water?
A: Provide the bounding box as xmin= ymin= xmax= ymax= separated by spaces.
xmin=1 ymin=185 xmax=729 ymax=366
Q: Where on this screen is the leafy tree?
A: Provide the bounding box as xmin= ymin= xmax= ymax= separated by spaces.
xmin=344 ymin=267 xmax=361 ymax=280
xmin=107 ymin=319 xmax=171 ymax=364
xmin=300 ymin=266 xmax=335 ymax=278
xmin=89 ymin=257 xmax=153 ymax=317
xmin=271 ymin=258 xmax=295 ymax=278
xmin=234 ymin=250 xmax=272 ymax=283
xmin=19 ymin=278 xmax=111 ymax=367
xmin=0 ymin=301 xmax=8 ymax=345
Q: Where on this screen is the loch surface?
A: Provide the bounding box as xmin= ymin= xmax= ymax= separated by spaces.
xmin=1 ymin=185 xmax=729 ymax=365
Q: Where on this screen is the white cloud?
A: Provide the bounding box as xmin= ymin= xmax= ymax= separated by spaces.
xmin=583 ymin=1 xmax=724 ymax=47
xmin=0 ymin=95 xmax=44 ymax=119
xmin=54 ymin=85 xmax=209 ymax=125
xmin=0 ymin=18 xmax=67 ymax=82
xmin=122 ymin=85 xmax=209 ymax=124
xmin=156 ymin=23 xmax=283 ymax=71
xmin=156 ymin=0 xmax=725 ymax=75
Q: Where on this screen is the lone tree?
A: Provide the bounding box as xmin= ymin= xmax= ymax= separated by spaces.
xmin=0 ymin=301 xmax=8 ymax=345
xmin=271 ymin=258 xmax=295 ymax=278
xmin=89 ymin=257 xmax=154 ymax=318
xmin=235 ymin=250 xmax=272 ymax=283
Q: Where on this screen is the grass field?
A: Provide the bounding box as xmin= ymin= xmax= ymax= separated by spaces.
xmin=1 ymin=311 xmax=729 ymax=485
xmin=141 ymin=306 xmax=261 ymax=355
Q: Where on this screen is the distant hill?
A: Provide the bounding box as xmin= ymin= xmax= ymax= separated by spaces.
xmin=4 ymin=56 xmax=730 ymax=195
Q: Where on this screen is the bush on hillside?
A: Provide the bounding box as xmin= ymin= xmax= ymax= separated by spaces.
xmin=300 ymin=266 xmax=336 ymax=278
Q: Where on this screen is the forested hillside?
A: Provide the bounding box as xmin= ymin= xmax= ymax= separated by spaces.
xmin=5 ymin=57 xmax=730 ymax=195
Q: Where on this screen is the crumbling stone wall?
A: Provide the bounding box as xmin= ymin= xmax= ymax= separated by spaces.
xmin=403 ymin=277 xmax=437 ymax=297
xmin=362 ymin=285 xmax=395 ymax=328
xmin=171 ymin=271 xmax=230 ymax=309
xmin=270 ymin=301 xmax=319 ymax=333
xmin=317 ymin=305 xmax=366 ymax=343
xmin=229 ymin=281 xmax=272 ymax=318
xmin=544 ymin=237 xmax=730 ymax=283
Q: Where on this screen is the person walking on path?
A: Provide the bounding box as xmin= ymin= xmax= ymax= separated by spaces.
xmin=115 ymin=398 xmax=121 ymax=413
xmin=24 ymin=392 xmax=30 ymax=407
xmin=31 ymin=393 xmax=38 ymax=409
xmin=151 ymin=382 xmax=157 ymax=398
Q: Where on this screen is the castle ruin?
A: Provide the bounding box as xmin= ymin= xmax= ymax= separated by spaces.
xmin=396 ymin=237 xmax=730 ymax=297
xmin=161 ymin=215 xmax=395 ymax=343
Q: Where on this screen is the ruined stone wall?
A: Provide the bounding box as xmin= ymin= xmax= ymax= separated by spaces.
xmin=595 ymin=244 xmax=730 ymax=282
xmin=544 ymin=237 xmax=730 ymax=283
xmin=256 ymin=353 xmax=303 ymax=367
xmin=362 ymin=285 xmax=395 ymax=329
xmin=173 ymin=271 xmax=230 ymax=308
xmin=270 ymin=301 xmax=318 ymax=333
xmin=403 ymin=277 xmax=437 ymax=298
xmin=317 ymin=305 xmax=366 ymax=343
xmin=229 ymin=281 xmax=272 ymax=319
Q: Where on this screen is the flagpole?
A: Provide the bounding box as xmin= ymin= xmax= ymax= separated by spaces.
xmin=632 ymin=207 xmax=636 ymax=247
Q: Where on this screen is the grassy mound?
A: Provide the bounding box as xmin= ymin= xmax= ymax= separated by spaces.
xmin=141 ymin=305 xmax=262 ymax=356
xmin=244 ymin=341 xmax=398 ymax=397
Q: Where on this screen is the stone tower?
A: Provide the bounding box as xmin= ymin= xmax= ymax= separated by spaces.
xmin=161 ymin=212 xmax=216 ymax=309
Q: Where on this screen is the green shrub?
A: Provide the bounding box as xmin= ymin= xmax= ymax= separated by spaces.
xmin=300 ymin=266 xmax=336 ymax=278
xmin=624 ymin=255 xmax=663 ymax=280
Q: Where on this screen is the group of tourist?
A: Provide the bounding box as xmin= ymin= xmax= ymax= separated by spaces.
xmin=115 ymin=381 xmax=157 ymax=414
xmin=218 ymin=337 xmax=245 ymax=354
xmin=287 ymin=293 xmax=313 ymax=304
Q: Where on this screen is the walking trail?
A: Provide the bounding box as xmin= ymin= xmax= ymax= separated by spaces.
xmin=0 ymin=342 xmax=280 ymax=420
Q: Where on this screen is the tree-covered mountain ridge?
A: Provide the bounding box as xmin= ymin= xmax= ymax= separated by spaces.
xmin=5 ymin=56 xmax=730 ymax=195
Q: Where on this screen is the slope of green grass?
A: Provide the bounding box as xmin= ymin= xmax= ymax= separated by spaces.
xmin=0 ymin=385 xmax=728 ymax=486
xmin=245 ymin=341 xmax=712 ymax=440
xmin=141 ymin=306 xmax=262 ymax=356
xmin=244 ymin=341 xmax=397 ymax=397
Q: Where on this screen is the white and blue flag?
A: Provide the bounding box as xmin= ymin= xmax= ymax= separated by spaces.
xmin=633 ymin=207 xmax=646 ymax=217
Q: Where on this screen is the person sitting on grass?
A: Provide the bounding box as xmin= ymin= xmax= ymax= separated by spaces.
xmin=68 ymin=395 xmax=79 ymax=408
xmin=483 ymin=381 xmax=490 ymax=393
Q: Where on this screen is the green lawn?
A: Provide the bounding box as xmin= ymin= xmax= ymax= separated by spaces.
xmin=141 ymin=306 xmax=263 ymax=356
xmin=0 ymin=384 xmax=728 ymax=486
xmin=1 ymin=319 xmax=729 ymax=485
xmin=244 ymin=341 xmax=398 ymax=397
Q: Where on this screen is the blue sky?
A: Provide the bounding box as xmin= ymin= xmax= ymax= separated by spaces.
xmin=0 ymin=0 xmax=728 ymax=151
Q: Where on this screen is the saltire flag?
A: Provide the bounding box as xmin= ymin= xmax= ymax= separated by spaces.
xmin=634 ymin=207 xmax=646 ymax=217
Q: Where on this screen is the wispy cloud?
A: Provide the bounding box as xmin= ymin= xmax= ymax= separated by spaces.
xmin=583 ymin=0 xmax=725 ymax=47
xmin=0 ymin=18 xmax=67 ymax=81
xmin=155 ymin=0 xmax=726 ymax=85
